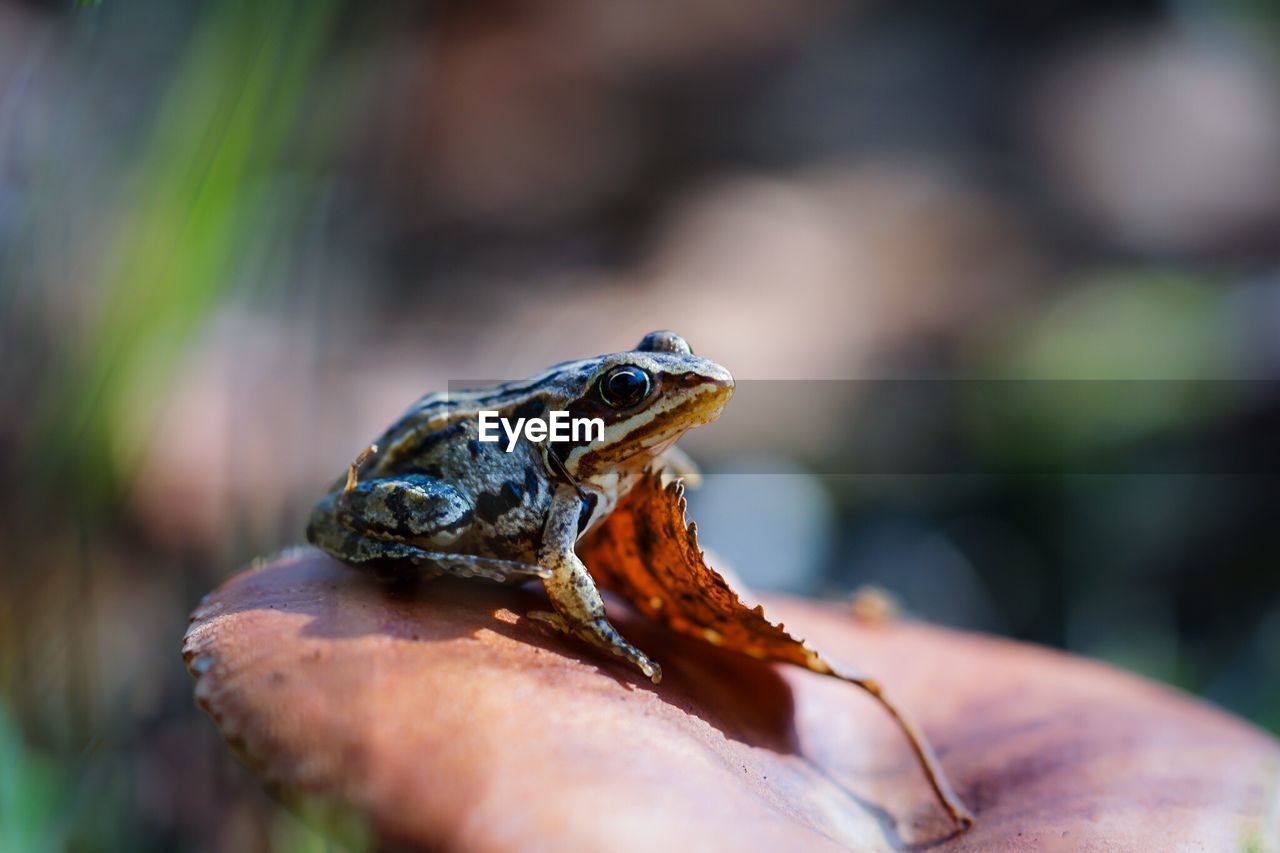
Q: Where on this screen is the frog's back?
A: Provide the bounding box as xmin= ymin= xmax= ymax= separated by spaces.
xmin=359 ymin=391 xmax=558 ymax=560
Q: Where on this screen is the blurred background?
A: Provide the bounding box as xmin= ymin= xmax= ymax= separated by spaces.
xmin=2 ymin=0 xmax=1279 ymax=848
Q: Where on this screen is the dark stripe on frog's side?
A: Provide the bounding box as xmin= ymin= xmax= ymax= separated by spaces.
xmin=382 ymin=392 xmax=553 ymax=469
xmin=373 ymin=360 xmax=605 ymax=479
xmin=396 ymin=420 xmax=467 ymax=467
xmin=446 ymin=369 xmax=585 ymax=414
xmin=375 ymin=415 xmax=460 ymax=472
xmin=508 ymin=397 xmax=547 ymax=422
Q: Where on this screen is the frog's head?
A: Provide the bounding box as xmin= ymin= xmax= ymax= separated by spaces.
xmin=549 ymin=331 xmax=733 ymax=482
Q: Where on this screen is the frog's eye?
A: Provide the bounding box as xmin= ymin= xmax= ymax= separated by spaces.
xmin=597 ymin=366 xmax=652 ymax=409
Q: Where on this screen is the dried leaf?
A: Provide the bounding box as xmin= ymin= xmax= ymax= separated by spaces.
xmin=578 ymin=471 xmax=975 ymax=827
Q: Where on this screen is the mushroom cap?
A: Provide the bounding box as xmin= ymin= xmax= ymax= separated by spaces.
xmin=184 ymin=549 xmax=1280 ymax=851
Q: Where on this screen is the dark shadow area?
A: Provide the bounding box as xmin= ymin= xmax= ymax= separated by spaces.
xmin=207 ymin=549 xmax=803 ymax=759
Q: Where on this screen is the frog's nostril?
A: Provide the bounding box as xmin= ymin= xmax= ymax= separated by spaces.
xmin=675 ymin=367 xmax=733 ymax=393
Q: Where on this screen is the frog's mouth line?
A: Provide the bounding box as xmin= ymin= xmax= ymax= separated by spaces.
xmin=582 ymin=383 xmax=732 ymax=469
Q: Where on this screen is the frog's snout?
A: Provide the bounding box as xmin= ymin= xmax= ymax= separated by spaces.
xmin=674 ymin=364 xmax=734 ymax=394
xmin=704 ymin=364 xmax=735 ymax=402
xmin=711 ymin=365 xmax=734 ymax=395
xmin=681 ymin=363 xmax=734 ymax=423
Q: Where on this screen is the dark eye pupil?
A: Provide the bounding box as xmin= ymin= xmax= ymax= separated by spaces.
xmin=600 ymin=367 xmax=650 ymax=408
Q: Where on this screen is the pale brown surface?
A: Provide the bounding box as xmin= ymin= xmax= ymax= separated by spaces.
xmin=184 ymin=549 xmax=1280 ymax=851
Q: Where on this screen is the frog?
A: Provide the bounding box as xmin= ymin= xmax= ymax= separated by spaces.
xmin=307 ymin=330 xmax=733 ymax=684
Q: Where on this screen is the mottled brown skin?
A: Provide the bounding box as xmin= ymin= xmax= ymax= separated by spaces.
xmin=308 ymin=330 xmax=733 ymax=682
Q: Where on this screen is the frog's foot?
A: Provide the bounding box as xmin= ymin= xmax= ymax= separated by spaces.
xmin=527 ymin=610 xmax=663 ymax=684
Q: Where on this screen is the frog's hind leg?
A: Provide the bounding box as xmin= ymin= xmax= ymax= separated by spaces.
xmin=326 ymin=473 xmax=473 ymax=544
xmin=309 ymin=524 xmax=549 ymax=583
xmin=307 ymin=475 xmax=550 ymax=583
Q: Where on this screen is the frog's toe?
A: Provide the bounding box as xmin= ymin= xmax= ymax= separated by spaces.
xmin=598 ymin=630 xmax=661 ymax=683
xmin=528 ymin=611 xmax=662 ymax=684
xmin=527 ymin=609 xmax=571 ymax=633
xmin=631 ymin=652 xmax=662 ymax=684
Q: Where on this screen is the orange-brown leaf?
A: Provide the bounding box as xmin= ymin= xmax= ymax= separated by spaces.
xmin=578 ymin=470 xmax=974 ymax=827
xmin=577 ymin=474 xmax=830 ymax=671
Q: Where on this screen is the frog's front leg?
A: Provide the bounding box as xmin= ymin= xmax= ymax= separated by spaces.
xmin=528 ymin=485 xmax=662 ymax=683
xmin=307 ymin=475 xmax=549 ymax=583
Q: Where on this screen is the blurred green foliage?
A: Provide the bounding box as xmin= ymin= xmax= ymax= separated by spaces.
xmin=36 ymin=0 xmax=338 ymax=509
xmin=966 ymin=271 xmax=1233 ymax=470
xmin=0 ymin=703 xmax=65 ymax=853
